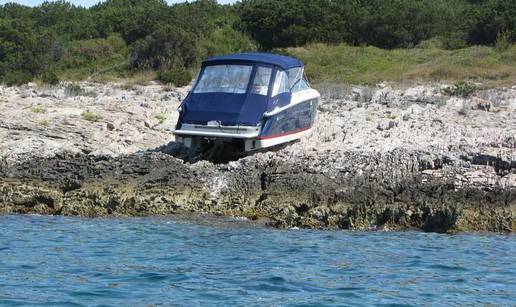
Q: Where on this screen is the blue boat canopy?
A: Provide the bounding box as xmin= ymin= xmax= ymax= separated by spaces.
xmin=203 ymin=52 xmax=303 ymax=70
xmin=178 ymin=53 xmax=306 ymax=127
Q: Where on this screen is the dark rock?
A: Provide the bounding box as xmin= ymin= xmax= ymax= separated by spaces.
xmin=0 ymin=149 xmax=513 ymax=233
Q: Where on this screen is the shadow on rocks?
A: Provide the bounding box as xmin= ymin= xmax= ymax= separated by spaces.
xmin=147 ymin=141 xmax=244 ymax=164
xmin=148 ymin=140 xmax=296 ymax=165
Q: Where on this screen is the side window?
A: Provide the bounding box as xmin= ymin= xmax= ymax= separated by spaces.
xmin=251 ymin=66 xmax=272 ymax=96
xmin=271 ymin=70 xmax=288 ymax=97
xmin=287 ymin=67 xmax=303 ymax=88
xmin=291 ymin=78 xmax=310 ymax=92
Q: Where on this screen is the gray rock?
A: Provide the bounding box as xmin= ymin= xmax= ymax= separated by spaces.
xmin=0 ymin=82 xmax=514 ymax=232
xmin=377 ymin=119 xmax=397 ymax=131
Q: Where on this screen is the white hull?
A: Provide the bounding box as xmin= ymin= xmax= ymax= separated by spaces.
xmin=174 ymin=126 xmax=311 ymax=152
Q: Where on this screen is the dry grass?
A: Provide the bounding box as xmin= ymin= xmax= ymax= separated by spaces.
xmin=285 ymin=44 xmax=516 ymax=87
xmin=121 ymin=71 xmax=158 ymax=87
xmin=61 ymin=70 xmax=157 ymax=87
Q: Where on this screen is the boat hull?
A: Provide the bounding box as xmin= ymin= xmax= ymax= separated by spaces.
xmin=173 ymin=91 xmax=319 ymax=152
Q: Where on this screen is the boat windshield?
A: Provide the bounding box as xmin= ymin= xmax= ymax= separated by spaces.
xmin=194 ymin=64 xmax=253 ymax=94
xmin=287 ymin=67 xmax=303 ymax=89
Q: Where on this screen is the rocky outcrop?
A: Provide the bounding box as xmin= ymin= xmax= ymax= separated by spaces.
xmin=0 ymin=81 xmax=185 ymax=163
xmin=0 ymin=82 xmax=515 ymax=232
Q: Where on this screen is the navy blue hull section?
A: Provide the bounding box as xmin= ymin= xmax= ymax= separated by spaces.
xmin=259 ymin=98 xmax=318 ymax=139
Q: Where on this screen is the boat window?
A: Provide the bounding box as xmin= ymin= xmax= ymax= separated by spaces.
xmin=194 ymin=64 xmax=253 ymax=94
xmin=291 ymin=78 xmax=311 ymax=92
xmin=287 ymin=67 xmax=303 ymax=89
xmin=271 ymin=70 xmax=288 ymax=97
xmin=250 ymin=66 xmax=272 ymax=96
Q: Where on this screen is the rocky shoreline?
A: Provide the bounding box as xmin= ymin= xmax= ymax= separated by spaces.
xmin=0 ymin=82 xmax=515 ymax=232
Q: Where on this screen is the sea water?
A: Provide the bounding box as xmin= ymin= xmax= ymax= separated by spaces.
xmin=0 ymin=215 xmax=514 ymax=306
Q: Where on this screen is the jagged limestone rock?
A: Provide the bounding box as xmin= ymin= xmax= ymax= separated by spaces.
xmin=0 ymin=82 xmax=514 ymax=232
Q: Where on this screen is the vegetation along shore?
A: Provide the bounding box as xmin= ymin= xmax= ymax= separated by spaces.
xmin=1 ymin=0 xmax=515 ymax=86
xmin=0 ymin=0 xmax=515 ymax=232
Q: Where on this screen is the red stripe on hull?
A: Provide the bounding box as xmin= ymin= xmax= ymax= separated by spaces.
xmin=256 ymin=125 xmax=312 ymax=140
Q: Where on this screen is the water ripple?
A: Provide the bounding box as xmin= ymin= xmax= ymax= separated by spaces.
xmin=0 ymin=215 xmax=514 ymax=306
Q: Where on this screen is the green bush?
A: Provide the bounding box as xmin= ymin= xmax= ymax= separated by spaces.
xmin=495 ymin=30 xmax=513 ymax=52
xmin=129 ymin=26 xmax=198 ymax=70
xmin=158 ymin=67 xmax=193 ymax=87
xmin=440 ymin=33 xmax=469 ymax=50
xmin=2 ymin=71 xmax=32 ymax=86
xmin=154 ymin=114 xmax=167 ymax=124
xmin=201 ymin=26 xmax=257 ymax=58
xmin=38 ymin=120 xmax=50 ymax=127
xmin=70 ymin=35 xmax=126 ymax=61
xmin=410 ymin=36 xmax=469 ymax=51
xmin=81 ymin=110 xmax=102 ymax=122
xmin=442 ymin=81 xmax=478 ymax=98
xmin=30 ymin=106 xmax=46 ymax=113
xmin=417 ymin=38 xmax=445 ymax=49
xmin=42 ymin=71 xmax=59 ymax=85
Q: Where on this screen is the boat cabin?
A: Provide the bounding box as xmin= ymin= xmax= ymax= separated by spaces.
xmin=174 ymin=52 xmax=320 ymax=152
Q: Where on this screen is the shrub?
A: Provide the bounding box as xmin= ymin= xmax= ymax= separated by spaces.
xmin=157 ymin=67 xmax=193 ymax=87
xmin=495 ymin=30 xmax=513 ymax=52
xmin=30 ymin=106 xmax=46 ymax=113
xmin=417 ymin=35 xmax=469 ymax=51
xmin=2 ymin=71 xmax=32 ymax=86
xmin=201 ymin=26 xmax=257 ymax=58
xmin=70 ymin=35 xmax=126 ymax=61
xmin=442 ymin=81 xmax=478 ymax=98
xmin=440 ymin=34 xmax=469 ymax=50
xmin=42 ymin=71 xmax=59 ymax=85
xmin=417 ymin=38 xmax=444 ymax=50
xmin=38 ymin=120 xmax=50 ymax=127
xmin=154 ymin=114 xmax=167 ymax=124
xmin=129 ymin=26 xmax=198 ymax=70
xmin=82 ymin=110 xmax=102 ymax=122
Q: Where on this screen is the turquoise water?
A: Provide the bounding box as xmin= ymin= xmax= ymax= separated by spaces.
xmin=0 ymin=215 xmax=514 ymax=306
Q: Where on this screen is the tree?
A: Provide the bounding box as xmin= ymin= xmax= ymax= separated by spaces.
xmin=129 ymin=25 xmax=198 ymax=70
xmin=0 ymin=18 xmax=47 ymax=84
xmin=31 ymin=1 xmax=99 ymax=40
xmin=468 ymin=0 xmax=516 ymax=45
